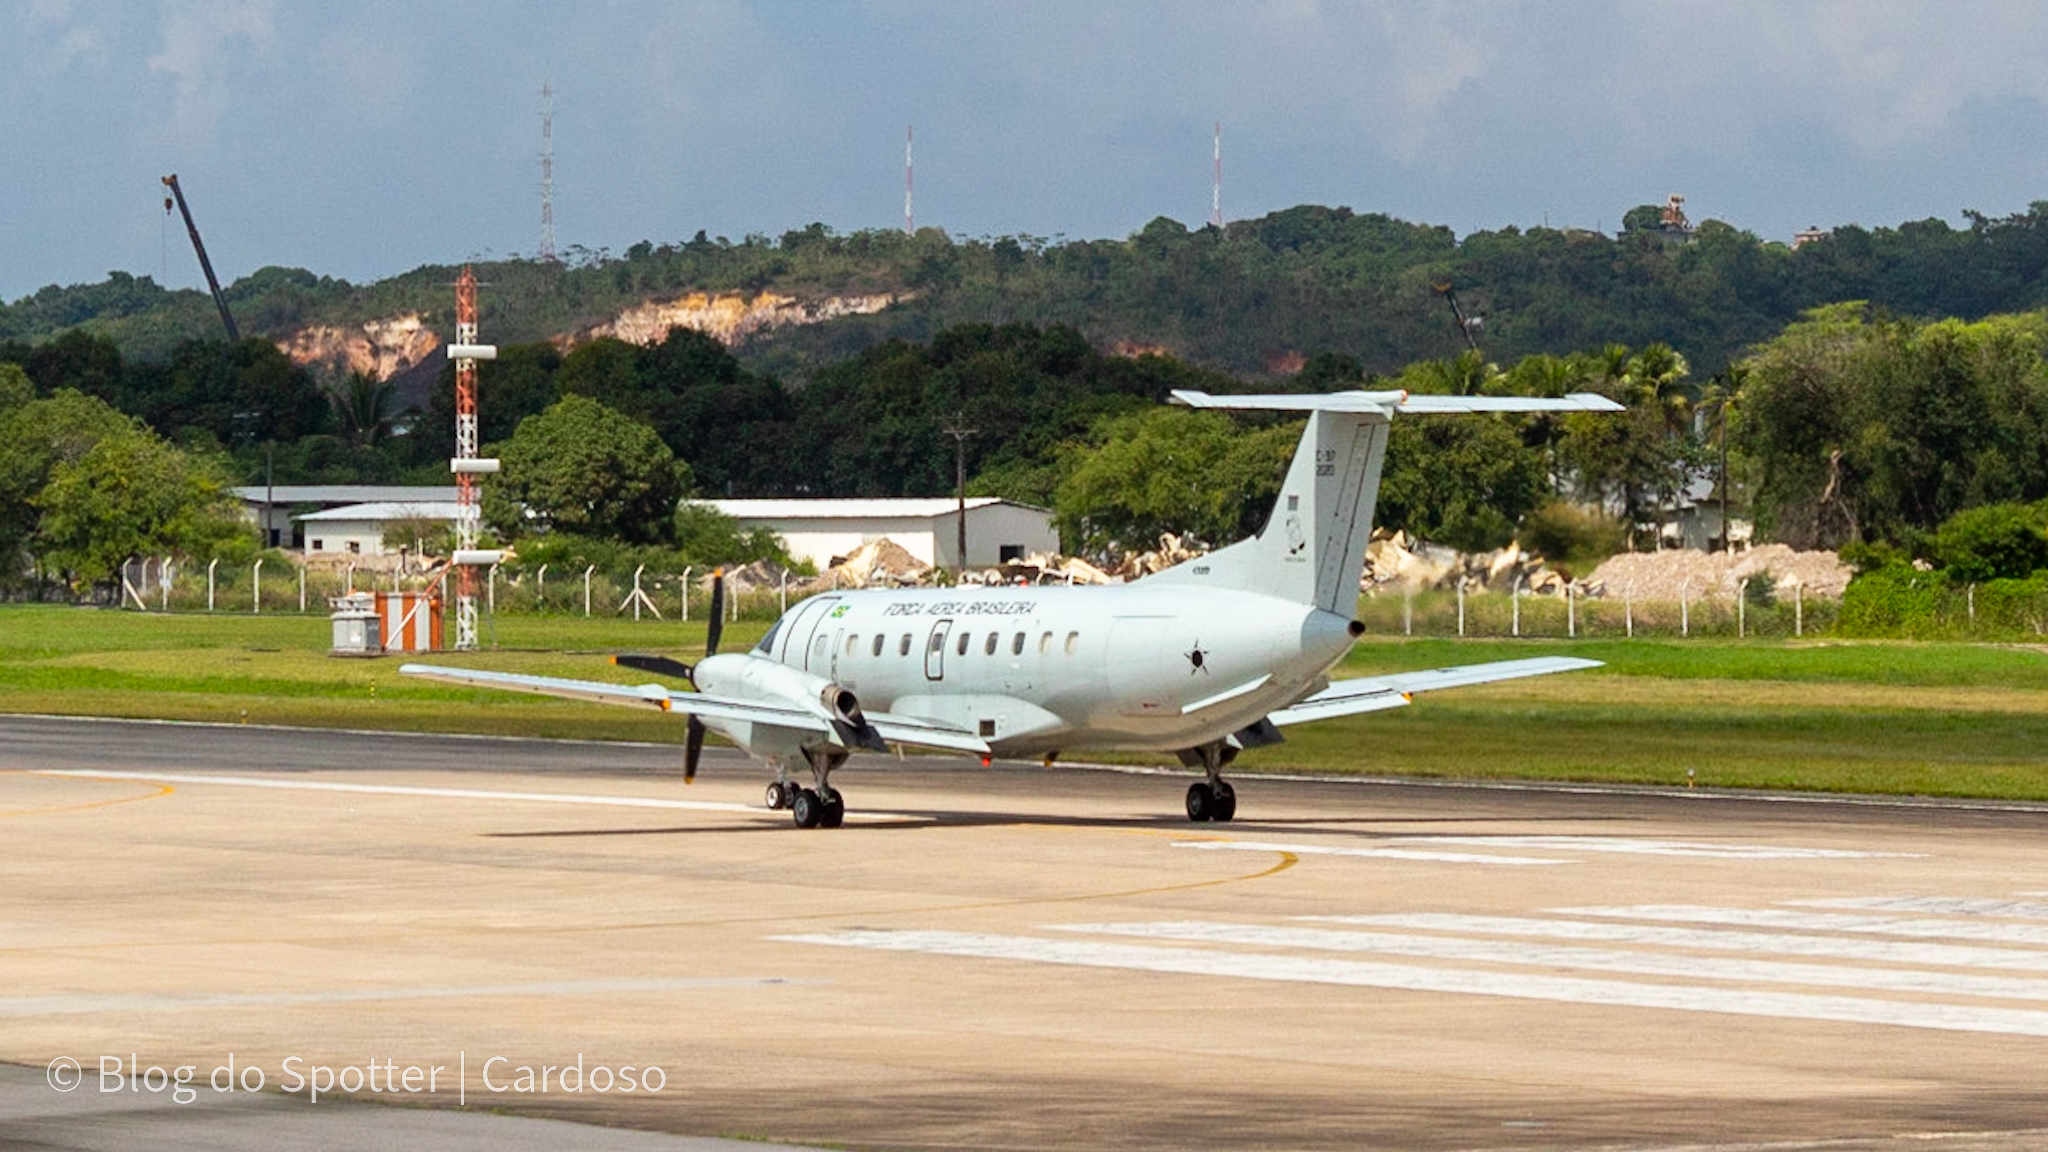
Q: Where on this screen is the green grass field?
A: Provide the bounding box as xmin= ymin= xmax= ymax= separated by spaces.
xmin=2 ymin=604 xmax=2045 ymax=799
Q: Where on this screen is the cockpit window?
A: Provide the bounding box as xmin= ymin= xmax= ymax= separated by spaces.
xmin=754 ymin=618 xmax=785 ymax=654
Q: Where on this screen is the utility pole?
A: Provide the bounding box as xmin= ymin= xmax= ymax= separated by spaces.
xmin=941 ymin=413 xmax=977 ymax=579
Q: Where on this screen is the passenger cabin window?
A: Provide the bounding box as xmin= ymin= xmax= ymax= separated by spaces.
xmin=1011 ymin=632 xmax=1025 ymax=656
xmin=899 ymin=633 xmax=912 ymax=656
xmin=1065 ymin=631 xmax=1080 ymax=655
xmin=983 ymin=632 xmax=998 ymax=656
xmin=812 ymin=636 xmax=828 ymax=661
xmin=872 ymin=634 xmax=885 ymax=657
xmin=1038 ymin=631 xmax=1052 ymax=654
xmin=955 ymin=631 xmax=971 ymax=657
xmin=845 ymin=634 xmax=858 ymax=656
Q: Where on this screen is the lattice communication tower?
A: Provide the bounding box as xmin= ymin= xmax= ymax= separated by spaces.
xmin=447 ymin=266 xmax=501 ymax=650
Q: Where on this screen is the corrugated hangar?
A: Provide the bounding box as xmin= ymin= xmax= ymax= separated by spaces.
xmin=700 ymin=498 xmax=1058 ymax=570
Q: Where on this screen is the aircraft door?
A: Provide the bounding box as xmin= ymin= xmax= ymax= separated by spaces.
xmin=925 ymin=618 xmax=953 ymax=681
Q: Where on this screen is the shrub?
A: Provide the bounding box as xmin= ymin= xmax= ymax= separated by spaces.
xmin=1931 ymin=503 xmax=2048 ymax=584
xmin=1519 ymin=500 xmax=1626 ymax=575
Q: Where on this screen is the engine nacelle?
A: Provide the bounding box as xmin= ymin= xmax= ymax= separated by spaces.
xmin=692 ymin=653 xmax=874 ymax=746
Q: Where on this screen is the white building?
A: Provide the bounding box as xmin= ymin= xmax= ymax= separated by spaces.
xmin=703 ymin=498 xmax=1058 ymax=569
xmin=232 ymin=485 xmax=456 ymax=550
xmin=297 ymin=501 xmax=461 ymax=557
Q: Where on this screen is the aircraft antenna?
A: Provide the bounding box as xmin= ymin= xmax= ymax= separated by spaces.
xmin=448 ymin=266 xmax=502 ymax=651
xmin=1211 ymin=121 xmax=1223 ymax=229
xmin=539 ymin=82 xmax=557 ymax=263
xmin=904 ymin=125 xmax=914 ymax=235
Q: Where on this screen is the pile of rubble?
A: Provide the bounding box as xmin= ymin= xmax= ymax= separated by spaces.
xmin=1586 ymin=543 xmax=1851 ymax=601
xmin=825 ymin=538 xmax=930 ymax=588
xmin=1362 ymin=531 xmax=1574 ymax=596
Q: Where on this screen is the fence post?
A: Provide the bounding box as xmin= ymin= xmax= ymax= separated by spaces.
xmin=1456 ymin=577 xmax=1466 ymax=638
xmin=161 ymin=557 xmax=173 ymax=611
xmin=681 ymin=566 xmax=692 ymax=622
xmin=1794 ymin=579 xmax=1803 ymax=638
xmin=633 ymin=564 xmax=646 ymax=621
xmin=583 ymin=565 xmax=595 ymax=618
xmin=1567 ymin=582 xmax=1577 ymax=638
xmin=1968 ymin=583 xmax=1976 ymax=631
xmin=1403 ymin=586 xmax=1413 ymax=636
xmin=536 ymin=563 xmax=548 ymax=611
xmin=1737 ymin=577 xmax=1746 ymax=638
xmin=779 ymin=571 xmax=789 ymax=615
xmin=1511 ymin=578 xmax=1521 ymax=638
xmin=252 ymin=558 xmax=263 ymax=614
xmin=298 ymin=564 xmax=306 ymax=612
xmin=1625 ymin=583 xmax=1634 ymax=639
xmin=488 ymin=564 xmax=498 ymax=615
xmin=207 ymin=558 xmax=219 ymax=611
xmin=345 ymin=564 xmax=355 ymax=595
xmin=1680 ymin=578 xmax=1690 ymax=638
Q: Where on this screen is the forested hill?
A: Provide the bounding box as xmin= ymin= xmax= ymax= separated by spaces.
xmin=9 ymin=200 xmax=2048 ymax=381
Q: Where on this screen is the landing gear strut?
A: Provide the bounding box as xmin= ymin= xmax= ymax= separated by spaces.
xmin=786 ymin=748 xmax=848 ymax=829
xmin=1180 ymin=740 xmax=1237 ymax=823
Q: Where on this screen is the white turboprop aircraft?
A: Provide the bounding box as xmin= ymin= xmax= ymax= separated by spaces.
xmin=402 ymin=387 xmax=1622 ymax=828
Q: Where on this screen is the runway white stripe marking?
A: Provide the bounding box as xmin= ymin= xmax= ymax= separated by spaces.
xmin=1306 ymin=914 xmax=2048 ymax=971
xmin=1174 ymin=840 xmax=1568 ymax=866
xmin=0 ymin=978 xmax=813 ymax=1017
xmin=1795 ymin=896 xmax=2048 ymax=921
xmin=33 ymin=769 xmax=911 ymax=821
xmin=780 ymin=929 xmax=2048 ymax=1037
xmin=1563 ymin=905 xmax=2048 ymax=948
xmin=1400 ymin=835 xmax=1917 ymax=860
xmin=1056 ymin=921 xmax=2048 ymax=1002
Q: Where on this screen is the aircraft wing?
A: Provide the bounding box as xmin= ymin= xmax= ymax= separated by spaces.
xmin=1171 ymin=389 xmax=1624 ymax=414
xmin=1267 ymin=656 xmax=1602 ymax=726
xmin=396 ymin=664 xmax=991 ymax=755
xmin=399 ymin=663 xmax=827 ymax=730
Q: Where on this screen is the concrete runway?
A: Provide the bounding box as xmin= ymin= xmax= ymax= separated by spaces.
xmin=5 ymin=714 xmax=2048 ymax=1151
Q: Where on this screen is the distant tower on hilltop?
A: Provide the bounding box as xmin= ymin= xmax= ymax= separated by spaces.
xmin=539 ymin=82 xmax=557 ymax=263
xmin=904 ymin=125 xmax=914 ymax=236
xmin=1211 ymin=121 xmax=1223 ymax=229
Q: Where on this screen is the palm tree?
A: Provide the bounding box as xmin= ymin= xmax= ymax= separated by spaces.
xmin=329 ymin=371 xmax=395 ymax=449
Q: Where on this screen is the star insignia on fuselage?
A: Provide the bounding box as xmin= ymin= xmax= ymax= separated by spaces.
xmin=1185 ymin=641 xmax=1211 ymax=675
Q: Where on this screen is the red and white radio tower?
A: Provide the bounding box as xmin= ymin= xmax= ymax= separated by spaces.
xmin=539 ymin=82 xmax=557 ymax=263
xmin=1211 ymin=121 xmax=1223 ymax=229
xmin=904 ymin=125 xmax=914 ymax=235
xmin=448 ymin=266 xmax=500 ymax=650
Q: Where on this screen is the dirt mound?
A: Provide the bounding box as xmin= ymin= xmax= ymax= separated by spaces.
xmin=1586 ymin=544 xmax=1850 ymax=601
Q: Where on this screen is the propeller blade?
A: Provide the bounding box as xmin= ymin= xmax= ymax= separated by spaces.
xmin=705 ymin=569 xmax=725 ymax=657
xmin=684 ymin=716 xmax=705 ymax=784
xmin=611 ymin=653 xmax=696 ymax=681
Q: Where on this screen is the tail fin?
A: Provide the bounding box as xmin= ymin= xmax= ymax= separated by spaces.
xmin=1151 ymin=389 xmax=1624 ymax=614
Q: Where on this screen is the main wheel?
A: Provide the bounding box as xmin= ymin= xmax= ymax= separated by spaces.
xmin=791 ymin=788 xmax=823 ymax=829
xmin=1211 ymin=780 xmax=1237 ymax=822
xmin=821 ymin=795 xmax=846 ymax=828
xmin=1185 ymin=782 xmax=1215 ymax=822
xmin=765 ymin=781 xmax=790 ymax=810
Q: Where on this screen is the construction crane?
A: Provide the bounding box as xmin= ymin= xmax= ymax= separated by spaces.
xmin=1432 ymin=280 xmax=1482 ymax=356
xmin=160 ymin=174 xmax=240 ymax=341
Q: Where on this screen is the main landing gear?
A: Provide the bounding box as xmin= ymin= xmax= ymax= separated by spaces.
xmin=1180 ymin=740 xmax=1238 ymax=823
xmin=764 ymin=750 xmax=848 ymax=829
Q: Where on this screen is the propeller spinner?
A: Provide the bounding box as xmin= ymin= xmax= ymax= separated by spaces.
xmin=610 ymin=569 xmax=724 ymax=784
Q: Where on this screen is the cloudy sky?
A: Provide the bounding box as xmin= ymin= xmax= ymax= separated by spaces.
xmin=7 ymin=1 xmax=2048 ymax=303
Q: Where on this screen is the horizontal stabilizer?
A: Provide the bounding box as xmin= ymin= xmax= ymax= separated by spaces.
xmin=1269 ymin=656 xmax=1601 ymax=726
xmin=1170 ymin=389 xmax=1623 ymax=414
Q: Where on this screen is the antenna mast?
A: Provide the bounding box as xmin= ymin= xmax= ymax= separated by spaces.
xmin=447 ymin=267 xmax=501 ymax=651
xmin=1211 ymin=121 xmax=1223 ymax=229
xmin=539 ymin=82 xmax=557 ymax=263
xmin=904 ymin=125 xmax=914 ymax=236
